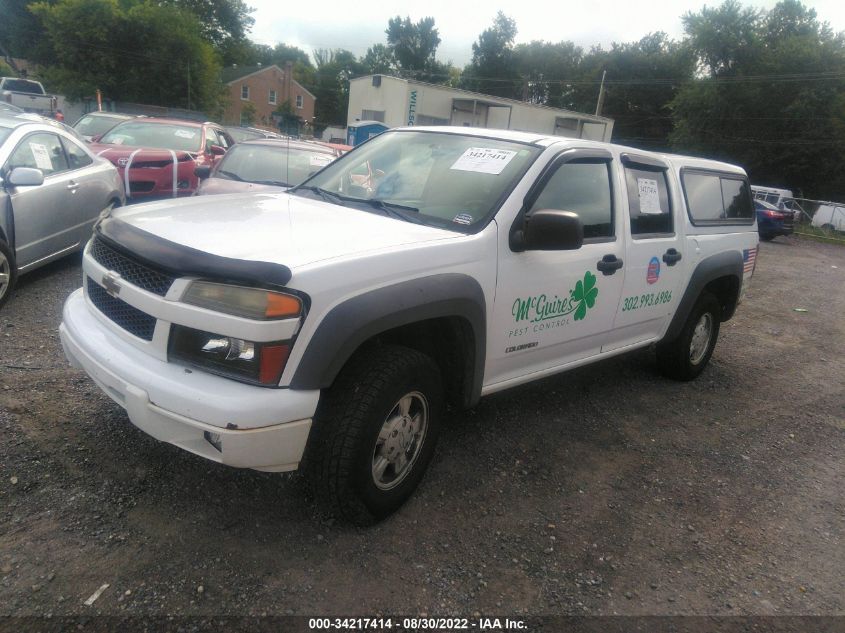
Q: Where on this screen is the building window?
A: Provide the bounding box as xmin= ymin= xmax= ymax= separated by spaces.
xmin=295 ymin=94 xmax=303 ymax=109
xmin=361 ymin=109 xmax=385 ymax=122
xmin=269 ymin=90 xmax=277 ymax=105
xmin=241 ymin=85 xmax=249 ymax=100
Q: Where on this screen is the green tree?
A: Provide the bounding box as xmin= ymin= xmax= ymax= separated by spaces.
xmin=385 ymin=16 xmax=443 ymax=80
xmin=670 ymin=0 xmax=845 ymax=198
xmin=31 ymin=0 xmax=222 ymax=111
xmin=362 ymin=43 xmax=396 ymax=75
xmin=461 ymin=12 xmax=521 ymax=98
xmin=308 ymin=48 xmax=365 ymax=127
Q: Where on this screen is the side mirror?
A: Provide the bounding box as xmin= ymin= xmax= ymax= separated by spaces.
xmin=209 ymin=144 xmax=226 ymax=156
xmin=511 ymin=209 xmax=583 ymax=251
xmin=8 ymin=167 xmax=45 ymax=187
xmin=194 ymin=165 xmax=211 ymax=180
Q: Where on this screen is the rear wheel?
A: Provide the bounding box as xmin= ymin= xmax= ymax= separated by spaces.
xmin=0 ymin=240 xmax=17 ymax=311
xmin=308 ymin=344 xmax=443 ymax=525
xmin=760 ymin=234 xmax=774 ymax=241
xmin=656 ymin=292 xmax=721 ymax=381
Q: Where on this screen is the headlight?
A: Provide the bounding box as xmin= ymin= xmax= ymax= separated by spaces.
xmin=169 ymin=325 xmax=291 ymax=386
xmin=183 ymin=281 xmax=302 ymax=320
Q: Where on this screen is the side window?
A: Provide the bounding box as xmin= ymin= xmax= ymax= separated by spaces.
xmin=7 ymin=133 xmax=69 ymax=176
xmin=683 ymin=171 xmax=754 ymax=224
xmin=721 ymin=178 xmax=753 ymax=220
xmin=529 ymin=160 xmax=613 ymax=239
xmin=624 ymin=166 xmax=673 ymax=236
xmin=205 ymin=128 xmax=220 ymax=151
xmin=61 ymin=137 xmax=93 ymax=170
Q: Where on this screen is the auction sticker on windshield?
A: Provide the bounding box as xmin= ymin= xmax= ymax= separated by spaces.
xmin=174 ymin=130 xmax=196 ymax=139
xmin=29 ymin=142 xmax=53 ymax=171
xmin=450 ymin=147 xmax=517 ymax=175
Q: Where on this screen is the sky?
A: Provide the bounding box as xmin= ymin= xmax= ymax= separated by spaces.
xmin=247 ymin=0 xmax=845 ymax=67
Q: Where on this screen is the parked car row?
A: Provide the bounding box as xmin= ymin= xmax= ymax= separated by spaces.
xmin=0 ymin=107 xmax=348 ymax=310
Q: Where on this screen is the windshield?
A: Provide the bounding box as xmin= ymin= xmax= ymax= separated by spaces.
xmin=294 ymin=131 xmax=541 ymax=231
xmin=227 ymin=127 xmax=267 ymax=143
xmin=100 ymin=121 xmax=203 ymax=152
xmin=75 ymin=114 xmax=127 ymax=137
xmin=2 ymin=79 xmax=44 ymax=94
xmin=215 ymin=143 xmax=335 ymax=187
xmin=0 ymin=127 xmax=11 ymax=146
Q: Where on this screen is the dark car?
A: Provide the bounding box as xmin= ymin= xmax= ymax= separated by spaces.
xmin=88 ymin=118 xmax=234 ymax=199
xmin=195 ymin=138 xmax=337 ymax=195
xmin=73 ymin=111 xmax=136 ymax=142
xmin=756 ymin=199 xmax=793 ymax=241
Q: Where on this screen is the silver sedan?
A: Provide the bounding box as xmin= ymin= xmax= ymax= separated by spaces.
xmin=0 ymin=112 xmax=125 ymax=309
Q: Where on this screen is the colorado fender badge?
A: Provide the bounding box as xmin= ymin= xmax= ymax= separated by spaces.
xmin=102 ymin=272 xmax=121 ymax=297
xmin=647 ymin=257 xmax=660 ymax=285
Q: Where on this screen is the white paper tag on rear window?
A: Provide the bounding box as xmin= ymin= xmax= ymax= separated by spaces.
xmin=174 ymin=129 xmax=196 ymax=139
xmin=450 ymin=147 xmax=517 ymax=175
xmin=637 ymin=177 xmax=663 ymax=214
xmin=29 ymin=142 xmax=53 ymax=170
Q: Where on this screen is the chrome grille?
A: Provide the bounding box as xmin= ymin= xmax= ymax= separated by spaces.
xmin=89 ymin=237 xmax=175 ymax=296
xmin=87 ymin=278 xmax=156 ymax=341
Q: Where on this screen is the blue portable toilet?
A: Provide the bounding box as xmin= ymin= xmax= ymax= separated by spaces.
xmin=347 ymin=120 xmax=388 ymax=146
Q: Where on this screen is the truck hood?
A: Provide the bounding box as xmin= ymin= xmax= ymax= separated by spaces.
xmin=109 ymin=192 xmax=459 ymax=270
xmin=196 ymin=177 xmax=284 ymax=196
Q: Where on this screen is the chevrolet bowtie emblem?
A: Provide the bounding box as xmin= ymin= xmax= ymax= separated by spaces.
xmin=102 ymin=273 xmax=121 ymax=297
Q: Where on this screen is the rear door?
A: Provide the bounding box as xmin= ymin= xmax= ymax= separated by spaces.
xmin=604 ymin=154 xmax=685 ymax=352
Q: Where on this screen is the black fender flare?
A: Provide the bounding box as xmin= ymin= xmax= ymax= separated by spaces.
xmin=290 ymin=273 xmax=486 ymax=404
xmin=662 ymin=250 xmax=743 ymax=343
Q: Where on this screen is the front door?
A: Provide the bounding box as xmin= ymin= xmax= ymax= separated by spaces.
xmin=487 ymin=149 xmax=626 ymax=389
xmin=604 ymin=155 xmax=685 ymax=352
xmin=6 ymin=131 xmax=80 ymax=269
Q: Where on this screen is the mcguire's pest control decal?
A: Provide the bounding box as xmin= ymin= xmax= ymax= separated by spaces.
xmin=647 ymin=256 xmax=661 ymax=284
xmin=507 ymin=271 xmax=599 ymax=345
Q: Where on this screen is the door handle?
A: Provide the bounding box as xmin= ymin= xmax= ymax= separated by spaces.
xmin=663 ymin=248 xmax=682 ymax=266
xmin=596 ymin=254 xmax=623 ymax=275
xmin=66 ymin=181 xmax=79 ymax=191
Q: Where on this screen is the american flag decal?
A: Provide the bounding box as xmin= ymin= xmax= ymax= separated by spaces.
xmin=743 ymin=247 xmax=757 ymax=274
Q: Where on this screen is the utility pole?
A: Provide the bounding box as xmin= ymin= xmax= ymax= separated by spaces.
xmin=595 ymin=70 xmax=607 ymax=117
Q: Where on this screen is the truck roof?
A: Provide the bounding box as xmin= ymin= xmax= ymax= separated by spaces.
xmin=397 ymin=126 xmax=748 ymax=176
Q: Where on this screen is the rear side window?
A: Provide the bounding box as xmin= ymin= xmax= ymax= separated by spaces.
xmin=683 ymin=171 xmax=754 ymax=224
xmin=61 ymin=137 xmax=93 ymax=170
xmin=529 ymin=160 xmax=613 ymax=239
xmin=624 ymin=166 xmax=673 ymax=236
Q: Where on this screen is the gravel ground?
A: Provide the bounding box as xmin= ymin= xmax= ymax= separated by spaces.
xmin=0 ymin=235 xmax=843 ymax=619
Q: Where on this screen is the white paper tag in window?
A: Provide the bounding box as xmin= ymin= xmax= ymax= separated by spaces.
xmin=450 ymin=147 xmax=517 ymax=175
xmin=637 ymin=177 xmax=663 ymax=214
xmin=29 ymin=142 xmax=53 ymax=171
xmin=174 ymin=129 xmax=196 ymax=139
xmin=309 ymin=154 xmax=333 ymax=167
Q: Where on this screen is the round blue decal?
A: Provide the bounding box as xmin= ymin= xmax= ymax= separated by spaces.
xmin=647 ymin=256 xmax=661 ymax=284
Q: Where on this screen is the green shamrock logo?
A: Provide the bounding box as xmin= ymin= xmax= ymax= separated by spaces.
xmin=571 ymin=271 xmax=598 ymax=321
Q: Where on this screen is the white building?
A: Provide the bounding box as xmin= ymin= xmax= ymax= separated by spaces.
xmin=347 ymin=75 xmax=614 ymax=141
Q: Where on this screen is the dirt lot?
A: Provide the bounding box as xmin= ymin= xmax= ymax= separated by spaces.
xmin=1 ymin=235 xmax=843 ymax=620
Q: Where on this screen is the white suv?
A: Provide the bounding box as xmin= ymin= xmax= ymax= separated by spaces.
xmin=60 ymin=127 xmax=758 ymax=524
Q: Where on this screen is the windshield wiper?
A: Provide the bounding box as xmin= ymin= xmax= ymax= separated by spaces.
xmin=352 ymin=199 xmax=424 ymax=224
xmin=217 ymin=169 xmax=243 ymax=182
xmin=252 ymin=180 xmax=289 ymax=187
xmin=292 ymin=185 xmax=344 ymax=205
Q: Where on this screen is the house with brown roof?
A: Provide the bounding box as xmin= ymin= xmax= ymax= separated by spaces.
xmin=221 ymin=62 xmax=316 ymax=131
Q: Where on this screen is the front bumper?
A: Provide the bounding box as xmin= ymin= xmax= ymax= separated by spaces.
xmin=60 ymin=289 xmax=318 ymax=472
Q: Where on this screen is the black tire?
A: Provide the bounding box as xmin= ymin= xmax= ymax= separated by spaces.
xmin=656 ymin=292 xmax=722 ymax=381
xmin=760 ymin=234 xmax=775 ymax=241
xmin=307 ymin=344 xmax=443 ymax=525
xmin=0 ymin=240 xmax=17 ymax=311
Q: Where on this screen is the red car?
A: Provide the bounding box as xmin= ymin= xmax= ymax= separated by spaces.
xmin=88 ymin=118 xmax=234 ymax=200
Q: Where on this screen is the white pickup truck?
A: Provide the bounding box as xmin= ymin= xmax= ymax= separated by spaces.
xmin=0 ymin=77 xmax=57 ymax=115
xmin=60 ymin=127 xmax=759 ymax=524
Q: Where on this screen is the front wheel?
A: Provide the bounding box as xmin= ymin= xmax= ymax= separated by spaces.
xmin=0 ymin=240 xmax=18 ymax=311
xmin=308 ymin=345 xmax=444 ymax=525
xmin=656 ymin=292 xmax=722 ymax=381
